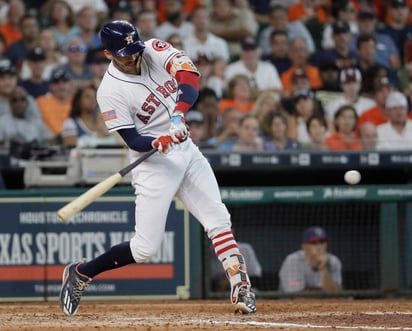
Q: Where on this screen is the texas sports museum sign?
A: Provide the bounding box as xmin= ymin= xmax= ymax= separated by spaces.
xmin=0 ymin=194 xmax=191 ymax=301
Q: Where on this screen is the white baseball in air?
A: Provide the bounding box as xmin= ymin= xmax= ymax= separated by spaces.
xmin=344 ymin=170 xmax=361 ymax=185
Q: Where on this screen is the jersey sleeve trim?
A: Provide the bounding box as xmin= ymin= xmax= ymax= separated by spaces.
xmin=107 ymin=124 xmax=136 ymax=132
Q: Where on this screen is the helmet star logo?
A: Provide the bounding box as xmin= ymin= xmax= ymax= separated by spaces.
xmin=125 ymin=34 xmax=134 ymax=45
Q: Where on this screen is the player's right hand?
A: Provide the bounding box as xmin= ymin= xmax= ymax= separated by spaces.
xmin=151 ymin=135 xmax=178 ymax=153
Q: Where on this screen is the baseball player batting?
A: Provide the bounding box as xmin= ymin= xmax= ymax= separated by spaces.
xmin=59 ymin=20 xmax=256 ymax=316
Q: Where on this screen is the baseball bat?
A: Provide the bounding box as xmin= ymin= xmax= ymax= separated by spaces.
xmin=57 ymin=148 xmax=157 ymax=222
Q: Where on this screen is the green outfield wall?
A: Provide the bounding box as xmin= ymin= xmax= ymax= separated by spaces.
xmin=0 ymin=185 xmax=411 ymax=301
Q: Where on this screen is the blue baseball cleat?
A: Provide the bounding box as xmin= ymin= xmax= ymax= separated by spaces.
xmin=59 ymin=262 xmax=92 ymax=316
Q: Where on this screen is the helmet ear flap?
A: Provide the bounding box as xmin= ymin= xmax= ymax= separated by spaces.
xmin=100 ymin=20 xmax=145 ymax=57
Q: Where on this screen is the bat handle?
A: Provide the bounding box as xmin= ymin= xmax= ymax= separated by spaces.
xmin=119 ymin=148 xmax=157 ymax=177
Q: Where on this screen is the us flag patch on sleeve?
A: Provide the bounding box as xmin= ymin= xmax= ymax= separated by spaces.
xmin=101 ymin=110 xmax=117 ymax=121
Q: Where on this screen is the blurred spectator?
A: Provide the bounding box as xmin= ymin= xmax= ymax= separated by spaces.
xmin=185 ymin=110 xmax=210 ymax=148
xmin=209 ymin=0 xmax=259 ymax=61
xmin=35 ymin=28 xmax=67 ymax=81
xmin=270 ymin=0 xmax=300 ymax=7
xmin=288 ymin=0 xmax=328 ymax=24
xmin=139 ymin=0 xmax=157 ymax=12
xmin=231 ymin=114 xmax=264 ymax=151
xmin=18 ymin=47 xmax=50 ymax=98
xmin=218 ymin=74 xmax=255 ymax=115
xmin=355 ymin=33 xmax=398 ymax=88
xmin=0 ymin=59 xmax=41 ymax=119
xmin=56 ymin=36 xmax=94 ymax=92
xmin=225 ymin=37 xmax=283 ymax=99
xmin=205 ymin=57 xmax=227 ymax=99
xmin=357 ymin=76 xmax=394 ymax=129
xmin=5 ymin=14 xmax=39 ymax=69
xmin=64 ymin=0 xmax=109 ymax=24
xmin=356 ymin=33 xmax=381 ymax=72
xmin=315 ymin=21 xmax=358 ymax=72
xmin=193 ymin=54 xmax=212 ymax=91
xmin=183 ymin=6 xmax=229 ymax=63
xmin=288 ymin=89 xmax=325 ymax=144
xmin=0 ymin=32 xmax=5 ymax=57
xmin=45 ymin=0 xmax=80 ymax=49
xmin=280 ymin=70 xmax=312 ymax=112
xmin=250 ymin=91 xmax=282 ymax=139
xmin=75 ymin=5 xmax=101 ymax=50
xmin=360 ymin=63 xmax=392 ymax=97
xmin=109 ymin=0 xmax=157 ymax=24
xmin=133 ymin=9 xmax=157 ymax=41
xmin=264 ymin=112 xmax=300 ymax=151
xmin=359 ymin=121 xmax=378 ymax=150
xmin=36 ymin=68 xmax=73 ymax=138
xmin=378 ymin=0 xmax=412 ymax=64
xmin=86 ymin=47 xmax=110 ymax=89
xmin=154 ymin=0 xmax=194 ymax=42
xmin=376 ymin=90 xmax=412 ymax=150
xmin=0 ymin=1 xmax=8 ymax=25
xmin=381 ymin=0 xmax=412 ymax=25
xmin=350 ymin=7 xmax=401 ymax=71
xmin=279 ymin=226 xmax=342 ymax=293
xmin=280 ymin=38 xmax=322 ymax=96
xmin=398 ymin=48 xmax=412 ymax=94
xmin=261 ymin=29 xmax=292 ymax=76
xmin=0 ymin=0 xmax=25 ymax=49
xmin=316 ymin=61 xmax=341 ymax=92
xmin=18 ymin=33 xmax=51 ymax=81
xmin=193 ymin=87 xmax=220 ymax=140
xmin=287 ymin=0 xmax=329 ymax=50
xmin=321 ymin=0 xmax=359 ymax=50
xmin=301 ymin=115 xmax=329 ymax=151
xmin=207 ymin=107 xmax=242 ymax=151
xmin=325 ymin=104 xmax=362 ymax=151
xmin=259 ymin=5 xmax=315 ymax=57
xmin=325 ymin=67 xmax=375 ymax=132
xmin=166 ymin=33 xmax=183 ymax=49
xmin=156 ymin=0 xmax=202 ymax=24
xmin=403 ymin=71 xmax=412 ymax=101
xmin=241 ymin=0 xmax=270 ymax=26
xmin=0 ymin=86 xmax=54 ymax=150
xmin=109 ymin=2 xmax=133 ymax=22
xmin=61 ymin=85 xmax=118 ymax=148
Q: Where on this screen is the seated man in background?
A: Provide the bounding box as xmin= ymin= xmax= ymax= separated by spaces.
xmin=184 ymin=110 xmax=212 ymax=149
xmin=278 ymin=226 xmax=342 ymax=293
xmin=376 ymin=90 xmax=412 ymax=150
xmin=0 ymin=86 xmax=54 ymax=151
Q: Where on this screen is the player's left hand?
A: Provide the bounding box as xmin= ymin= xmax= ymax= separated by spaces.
xmin=169 ymin=111 xmax=189 ymax=142
xmin=152 ymin=135 xmax=178 ymax=153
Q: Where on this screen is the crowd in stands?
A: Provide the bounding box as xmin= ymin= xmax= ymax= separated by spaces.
xmin=0 ymin=0 xmax=411 ymax=156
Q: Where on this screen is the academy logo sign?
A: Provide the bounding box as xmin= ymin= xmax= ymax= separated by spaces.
xmin=323 ymin=187 xmax=367 ymax=199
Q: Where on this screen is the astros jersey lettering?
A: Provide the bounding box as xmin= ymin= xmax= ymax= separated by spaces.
xmin=97 ymin=39 xmax=181 ymax=140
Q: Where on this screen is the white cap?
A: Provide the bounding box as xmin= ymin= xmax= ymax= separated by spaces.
xmin=386 ymin=91 xmax=408 ymax=108
xmin=340 ymin=67 xmax=362 ymax=84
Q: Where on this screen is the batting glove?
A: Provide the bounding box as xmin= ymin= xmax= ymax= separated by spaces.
xmin=151 ymin=135 xmax=177 ymax=153
xmin=169 ymin=111 xmax=189 ymax=142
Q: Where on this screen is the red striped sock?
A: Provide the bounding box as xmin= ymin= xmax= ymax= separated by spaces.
xmin=212 ymin=231 xmax=240 ymax=261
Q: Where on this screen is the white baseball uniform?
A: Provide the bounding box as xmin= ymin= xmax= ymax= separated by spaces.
xmin=97 ymin=39 xmax=232 ymax=262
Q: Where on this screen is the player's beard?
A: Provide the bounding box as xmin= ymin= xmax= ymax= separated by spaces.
xmin=113 ymin=53 xmax=142 ymax=75
xmin=135 ymin=54 xmax=142 ymax=74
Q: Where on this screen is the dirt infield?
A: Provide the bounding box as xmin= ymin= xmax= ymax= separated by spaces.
xmin=1 ymin=298 xmax=412 ymax=330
